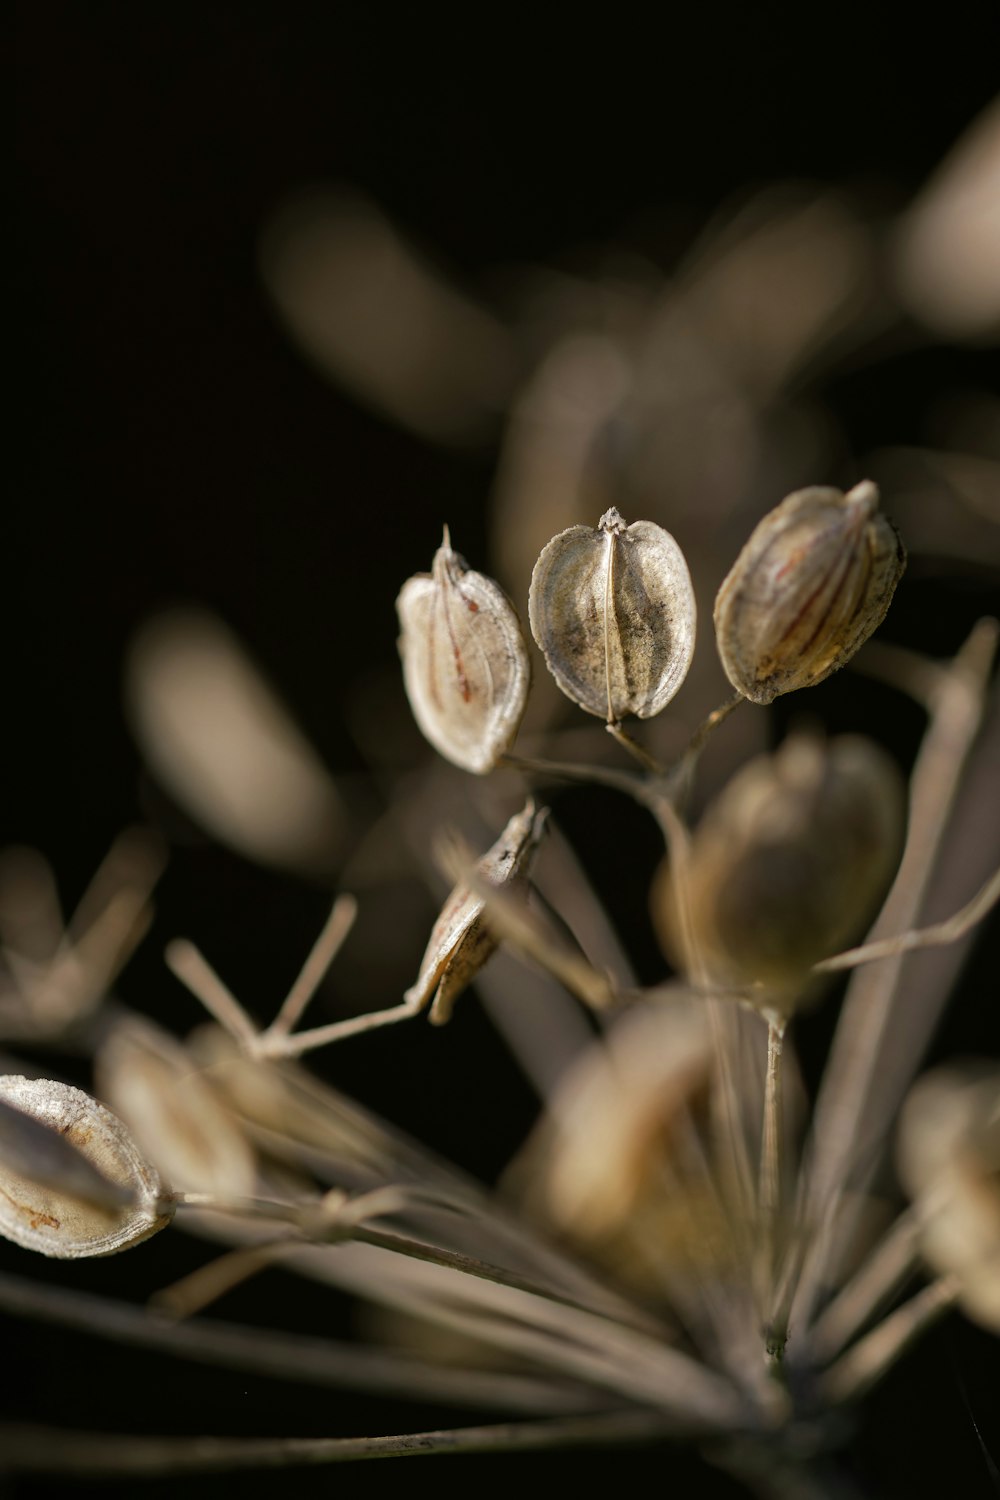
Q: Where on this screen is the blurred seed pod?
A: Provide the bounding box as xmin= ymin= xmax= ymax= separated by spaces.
xmin=0 ymin=1075 xmax=173 ymax=1258
xmin=397 ymin=530 xmax=531 ymax=774
xmin=126 ymin=608 xmax=345 ymax=875
xmin=528 ymin=507 xmax=696 ymax=722
xmin=656 ymin=733 xmax=904 ymax=1007
xmin=406 ymin=800 xmax=547 ymax=1024
xmin=897 ymin=1063 xmax=1000 ymax=1333
xmin=96 ymin=1017 xmax=257 ymax=1200
xmin=714 ymin=481 xmax=905 ymax=705
xmin=507 ymin=1001 xmax=736 ymax=1294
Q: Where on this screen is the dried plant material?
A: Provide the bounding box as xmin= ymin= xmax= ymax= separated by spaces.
xmin=658 ymin=734 xmax=904 ymax=1007
xmin=508 ymin=1002 xmax=729 ymax=1293
xmin=0 ymin=1076 xmax=172 ymax=1258
xmin=528 ymin=508 xmax=696 ymax=723
xmin=896 ymin=1063 xmax=1000 ymax=1332
xmin=260 ymin=188 xmax=514 ymax=445
xmin=96 ymin=1018 xmax=257 ymax=1200
xmin=714 ymin=481 xmax=905 ymax=705
xmin=126 ymin=608 xmax=344 ymax=874
xmin=405 ymin=801 xmax=547 ymax=1024
xmin=894 ymin=99 xmax=1000 ymax=342
xmin=397 ymin=530 xmax=531 ymax=774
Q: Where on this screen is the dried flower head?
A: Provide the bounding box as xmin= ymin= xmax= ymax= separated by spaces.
xmin=714 ymin=480 xmax=906 ymax=705
xmin=397 ymin=528 xmax=531 ymax=773
xmin=0 ymin=1075 xmax=173 ymax=1258
xmin=658 ymin=732 xmax=905 ymax=1005
xmin=528 ymin=507 xmax=696 ymax=723
xmin=405 ymin=799 xmax=548 ymax=1024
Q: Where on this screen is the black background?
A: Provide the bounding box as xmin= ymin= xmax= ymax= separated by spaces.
xmin=9 ymin=6 xmax=1000 ymax=1498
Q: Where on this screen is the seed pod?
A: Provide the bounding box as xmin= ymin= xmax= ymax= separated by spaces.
xmin=528 ymin=507 xmax=696 ymax=722
xmin=406 ymin=800 xmax=547 ymax=1024
xmin=714 ymin=481 xmax=905 ymax=705
xmin=0 ymin=1075 xmax=173 ymax=1258
xmin=656 ymin=733 xmax=903 ymax=1008
xmin=96 ymin=1018 xmax=257 ymax=1200
xmin=397 ymin=529 xmax=531 ymax=774
xmin=897 ymin=1063 xmax=1000 ymax=1332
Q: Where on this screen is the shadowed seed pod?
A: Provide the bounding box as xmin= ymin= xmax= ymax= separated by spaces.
xmin=714 ymin=481 xmax=906 ymax=705
xmin=656 ymin=733 xmax=904 ymax=1010
xmin=396 ymin=528 xmax=530 ymax=773
xmin=897 ymin=1063 xmax=1000 ymax=1332
xmin=0 ymin=1075 xmax=173 ymax=1258
xmin=406 ymin=800 xmax=548 ymax=1024
xmin=528 ymin=507 xmax=696 ymax=723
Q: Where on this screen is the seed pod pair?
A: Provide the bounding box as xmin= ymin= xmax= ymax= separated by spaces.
xmin=657 ymin=733 xmax=904 ymax=1009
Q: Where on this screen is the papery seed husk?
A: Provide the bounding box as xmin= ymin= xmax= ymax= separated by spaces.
xmin=897 ymin=1064 xmax=1000 ymax=1332
xmin=0 ymin=1075 xmax=173 ymax=1258
xmin=528 ymin=507 xmax=696 ymax=722
xmin=405 ymin=800 xmax=547 ymax=1024
xmin=658 ymin=734 xmax=904 ymax=1007
xmin=714 ymin=481 xmax=905 ymax=705
xmin=397 ymin=530 xmax=531 ymax=774
xmin=97 ymin=1018 xmax=257 ymax=1200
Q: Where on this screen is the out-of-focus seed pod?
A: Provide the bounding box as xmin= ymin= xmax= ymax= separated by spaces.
xmin=397 ymin=529 xmax=531 ymax=774
xmin=406 ymin=800 xmax=547 ymax=1024
xmin=657 ymin=734 xmax=904 ymax=1008
xmin=528 ymin=507 xmax=696 ymax=723
xmin=897 ymin=1063 xmax=1000 ymax=1333
xmin=96 ymin=1018 xmax=257 ymax=1200
xmin=0 ymin=1075 xmax=173 ymax=1258
xmin=508 ymin=1001 xmax=735 ymax=1293
xmin=714 ymin=481 xmax=905 ymax=705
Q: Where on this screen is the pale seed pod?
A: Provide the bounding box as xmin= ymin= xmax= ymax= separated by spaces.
xmin=714 ymin=481 xmax=905 ymax=705
xmin=528 ymin=507 xmax=696 ymax=723
xmin=657 ymin=733 xmax=904 ymax=1008
xmin=0 ymin=1075 xmax=173 ymax=1258
xmin=897 ymin=1063 xmax=1000 ymax=1333
xmin=96 ymin=1017 xmax=257 ymax=1201
xmin=397 ymin=529 xmax=531 ymax=774
xmin=406 ymin=800 xmax=547 ymax=1024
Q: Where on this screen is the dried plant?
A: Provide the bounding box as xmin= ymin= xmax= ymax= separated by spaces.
xmin=3 ymin=111 xmax=999 ymax=1498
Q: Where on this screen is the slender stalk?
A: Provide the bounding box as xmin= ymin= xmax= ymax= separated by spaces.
xmin=821 ymin=1275 xmax=959 ymax=1404
xmin=0 ymin=1411 xmax=681 ymax=1476
xmin=810 ymin=1211 xmax=920 ymax=1363
xmin=266 ymin=892 xmax=357 ymax=1037
xmin=758 ymin=1013 xmax=787 ymax=1354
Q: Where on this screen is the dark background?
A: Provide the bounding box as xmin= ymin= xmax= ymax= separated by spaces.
xmin=9 ymin=6 xmax=1000 ymax=1498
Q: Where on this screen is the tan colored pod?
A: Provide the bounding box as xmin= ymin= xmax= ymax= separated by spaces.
xmin=397 ymin=529 xmax=531 ymax=774
xmin=528 ymin=507 xmax=696 ymax=723
xmin=714 ymin=481 xmax=905 ymax=705
xmin=897 ymin=1063 xmax=1000 ymax=1333
xmin=406 ymin=800 xmax=547 ymax=1024
xmin=657 ymin=733 xmax=904 ymax=1008
xmin=0 ymin=1075 xmax=173 ymax=1258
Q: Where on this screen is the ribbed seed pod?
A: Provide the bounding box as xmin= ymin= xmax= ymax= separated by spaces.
xmin=657 ymin=733 xmax=904 ymax=1009
xmin=714 ymin=481 xmax=905 ymax=705
xmin=397 ymin=529 xmax=530 ymax=773
xmin=528 ymin=507 xmax=696 ymax=722
xmin=0 ymin=1075 xmax=173 ymax=1258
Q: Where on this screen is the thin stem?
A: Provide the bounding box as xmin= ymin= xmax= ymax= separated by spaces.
xmin=266 ymin=893 xmax=358 ymax=1038
xmin=0 ymin=1411 xmax=679 ymax=1477
xmin=758 ymin=1013 xmax=787 ymax=1354
xmin=810 ymin=1210 xmax=920 ymax=1364
xmin=253 ymin=998 xmax=421 ymax=1058
xmin=606 ymin=721 xmax=666 ymax=774
xmin=165 ymin=939 xmax=259 ymax=1048
xmin=813 ymin=864 xmax=1000 ymax=974
xmin=821 ymin=1275 xmax=959 ymax=1405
